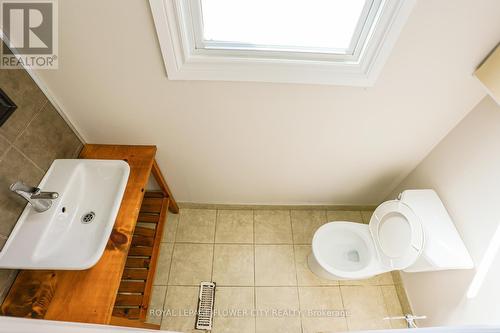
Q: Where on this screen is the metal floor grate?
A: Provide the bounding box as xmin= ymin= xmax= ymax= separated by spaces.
xmin=196 ymin=281 xmax=216 ymax=330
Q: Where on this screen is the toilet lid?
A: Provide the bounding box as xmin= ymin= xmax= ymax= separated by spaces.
xmin=369 ymin=200 xmax=424 ymax=270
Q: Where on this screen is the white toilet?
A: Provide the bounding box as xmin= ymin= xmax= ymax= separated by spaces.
xmin=308 ymin=189 xmax=473 ymax=280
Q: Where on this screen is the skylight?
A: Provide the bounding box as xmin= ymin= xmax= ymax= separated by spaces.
xmin=199 ymin=0 xmax=370 ymax=54
xmin=149 ymin=0 xmax=415 ymax=85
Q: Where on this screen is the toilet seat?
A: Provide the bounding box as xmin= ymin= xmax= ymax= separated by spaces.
xmin=309 ymin=199 xmax=426 ymax=280
xmin=369 ymin=200 xmax=424 ymax=270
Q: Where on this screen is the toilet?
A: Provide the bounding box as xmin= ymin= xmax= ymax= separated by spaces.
xmin=308 ymin=189 xmax=473 ymax=280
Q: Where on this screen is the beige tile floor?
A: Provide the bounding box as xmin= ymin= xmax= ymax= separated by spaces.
xmin=148 ymin=208 xmax=407 ymax=333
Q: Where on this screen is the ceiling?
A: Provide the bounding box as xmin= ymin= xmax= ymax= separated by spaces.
xmin=35 ymin=0 xmax=500 ymax=204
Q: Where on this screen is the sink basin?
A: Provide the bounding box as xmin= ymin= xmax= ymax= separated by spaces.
xmin=0 ymin=159 xmax=130 ymax=270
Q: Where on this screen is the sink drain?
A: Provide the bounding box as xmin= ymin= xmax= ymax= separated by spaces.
xmin=81 ymin=211 xmax=95 ymax=224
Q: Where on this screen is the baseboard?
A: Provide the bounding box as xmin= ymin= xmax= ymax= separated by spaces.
xmin=178 ymin=202 xmax=377 ymax=211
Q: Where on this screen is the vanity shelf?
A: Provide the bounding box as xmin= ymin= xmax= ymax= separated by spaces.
xmin=0 ymin=144 xmax=178 ymax=330
xmin=112 ymin=191 xmax=168 ymax=323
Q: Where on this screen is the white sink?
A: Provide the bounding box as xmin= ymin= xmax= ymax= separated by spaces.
xmin=0 ymin=159 xmax=130 ymax=270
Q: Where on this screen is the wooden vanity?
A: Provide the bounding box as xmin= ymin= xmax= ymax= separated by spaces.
xmin=0 ymin=144 xmax=179 ymax=329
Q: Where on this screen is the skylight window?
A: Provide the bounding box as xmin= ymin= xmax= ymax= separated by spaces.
xmin=199 ymin=0 xmax=368 ymax=54
xmin=149 ymin=0 xmax=416 ymax=86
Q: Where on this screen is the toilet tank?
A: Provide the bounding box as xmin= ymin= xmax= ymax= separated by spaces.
xmin=399 ymin=189 xmax=473 ymax=272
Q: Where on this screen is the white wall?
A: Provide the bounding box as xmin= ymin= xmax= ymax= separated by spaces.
xmin=34 ymin=0 xmax=500 ymax=204
xmin=390 ymin=96 xmax=500 ymax=326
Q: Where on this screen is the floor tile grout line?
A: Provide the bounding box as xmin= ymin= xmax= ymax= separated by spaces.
xmin=11 ymin=144 xmax=45 ymax=174
xmin=252 ymin=209 xmax=257 ymax=332
xmin=0 ymin=145 xmax=13 ymax=163
xmin=209 ymin=213 xmax=217 ymax=333
xmin=171 ymin=241 xmax=313 ymax=245
xmin=379 ymin=285 xmax=394 ymax=329
xmin=210 ymin=210 xmax=217 ymax=282
xmin=2 ymin=97 xmax=49 ymax=175
xmin=163 ymin=284 xmax=388 ymax=287
xmin=158 ymin=283 xmax=396 ymax=287
xmin=0 ymin=133 xmax=15 ymax=163
xmin=163 ymin=212 xmax=180 ymax=325
xmin=171 ymin=213 xmax=179 ymax=244
xmin=172 ymin=210 xmax=181 ymax=244
xmin=289 ymin=209 xmax=304 ymax=333
xmin=158 ymin=285 xmax=168 ymax=328
xmin=1 ymin=105 xmax=48 ymax=173
xmin=152 ymin=212 xmax=179 ymax=328
xmin=13 ymin=99 xmax=48 ymax=144
xmin=0 ymin=132 xmax=12 ymax=145
xmin=338 ymin=284 xmax=350 ymax=331
xmin=252 ymin=209 xmax=255 ymax=245
xmin=157 ymin=281 xmax=397 ymax=288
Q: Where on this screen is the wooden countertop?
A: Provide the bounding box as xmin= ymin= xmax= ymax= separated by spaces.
xmin=1 ymin=144 xmax=158 ymax=324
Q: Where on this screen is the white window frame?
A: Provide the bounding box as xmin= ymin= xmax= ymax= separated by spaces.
xmin=149 ymin=0 xmax=415 ymax=86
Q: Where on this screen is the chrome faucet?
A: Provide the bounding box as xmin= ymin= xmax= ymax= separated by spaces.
xmin=10 ymin=181 xmax=59 ymax=213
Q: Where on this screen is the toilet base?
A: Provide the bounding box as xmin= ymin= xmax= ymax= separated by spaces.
xmin=307 ymin=252 xmax=346 ymax=280
xmin=307 ymin=252 xmax=376 ymax=281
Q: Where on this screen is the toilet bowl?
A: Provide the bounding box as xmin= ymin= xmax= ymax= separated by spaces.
xmin=308 ymin=189 xmax=474 ymax=280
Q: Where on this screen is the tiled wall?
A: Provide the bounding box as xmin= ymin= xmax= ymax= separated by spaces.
xmin=0 ymin=62 xmax=83 ymax=303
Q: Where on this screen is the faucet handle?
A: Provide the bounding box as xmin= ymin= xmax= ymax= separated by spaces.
xmin=9 ymin=181 xmax=57 ymax=213
xmin=10 ymin=181 xmax=39 ymax=194
xmin=32 ymin=191 xmax=59 ymax=199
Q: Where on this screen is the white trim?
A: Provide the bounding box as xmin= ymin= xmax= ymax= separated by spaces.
xmin=149 ymin=0 xmax=415 ymax=86
xmin=347 ymin=0 xmax=380 ymax=56
xmin=0 ymin=30 xmax=86 ymax=143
